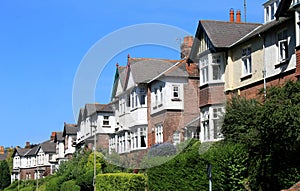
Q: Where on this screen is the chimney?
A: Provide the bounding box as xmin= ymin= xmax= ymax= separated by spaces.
xmin=236 ymin=10 xmax=241 ymax=23
xmin=180 ymin=36 xmax=194 ymax=58
xmin=50 ymin=132 xmax=56 ymax=141
xmin=25 ymin=142 xmax=30 ymax=149
xmin=230 ymin=9 xmax=235 ymax=23
xmin=0 ymin=146 xmax=4 ymax=155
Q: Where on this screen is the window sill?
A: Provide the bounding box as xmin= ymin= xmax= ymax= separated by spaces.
xmin=171 ymin=98 xmax=182 ymax=101
xmin=275 ymin=59 xmax=289 ymax=68
xmin=240 ymin=73 xmax=252 ymax=81
xmin=103 ymin=125 xmax=111 ymax=128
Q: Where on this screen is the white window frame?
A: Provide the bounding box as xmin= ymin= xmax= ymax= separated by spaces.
xmin=242 ymin=46 xmax=252 ymax=77
xmin=212 ymin=107 xmax=223 ymax=139
xmin=212 ymin=55 xmax=222 ymax=80
xmin=155 ymin=124 xmax=163 ymax=144
xmin=200 ymin=57 xmax=209 ymax=84
xmin=103 ymin=116 xmax=109 ymax=126
xmin=173 ymin=131 xmax=181 ymax=145
xmin=172 ymin=85 xmax=179 ymax=99
xmin=277 ymin=29 xmax=288 ymax=63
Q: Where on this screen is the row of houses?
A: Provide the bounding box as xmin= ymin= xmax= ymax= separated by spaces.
xmin=10 ymin=0 xmax=300 ymax=182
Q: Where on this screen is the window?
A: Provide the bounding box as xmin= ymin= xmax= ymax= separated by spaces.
xmin=200 ymin=57 xmax=208 ymax=84
xmin=155 ymin=88 xmax=158 ymax=106
xmin=127 ymin=95 xmax=130 ymax=108
xmin=159 ymin=86 xmax=163 ymax=104
xmin=131 ymin=92 xmax=134 ymax=109
xmin=212 ymin=108 xmax=223 ymax=139
xmin=103 ymin=116 xmax=109 ymax=126
xmin=173 ymin=86 xmax=179 ymax=98
xmin=173 ymin=131 xmax=180 ymax=145
xmin=140 ymin=127 xmax=147 ymax=148
xmin=242 ymin=47 xmax=252 ymax=76
xmin=140 ymin=94 xmax=145 ymax=105
xmin=278 ymin=29 xmax=288 ymax=62
xmin=155 ymin=124 xmax=163 ymax=143
xmin=212 ymin=55 xmax=222 ymax=80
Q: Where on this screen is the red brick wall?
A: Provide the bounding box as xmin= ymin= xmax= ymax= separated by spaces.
xmin=147 ymin=78 xmax=200 ymax=146
xmin=226 ymin=69 xmax=298 ymax=100
xmin=296 ymin=47 xmax=300 ymax=76
xmin=199 ymin=84 xmax=225 ymax=107
xmin=97 ymin=134 xmax=110 ymax=149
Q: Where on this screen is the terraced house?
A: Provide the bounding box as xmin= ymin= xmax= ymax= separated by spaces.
xmin=189 ymin=0 xmax=300 ymax=143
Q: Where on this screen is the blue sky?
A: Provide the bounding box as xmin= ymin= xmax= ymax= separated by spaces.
xmin=0 ymin=0 xmax=265 ymax=147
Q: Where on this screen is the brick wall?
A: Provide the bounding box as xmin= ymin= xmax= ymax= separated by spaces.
xmin=199 ymin=84 xmax=225 ymax=107
xmin=226 ymin=69 xmax=298 ymax=100
xmin=147 ymin=77 xmax=200 ymax=146
xmin=296 ymin=47 xmax=300 ymax=76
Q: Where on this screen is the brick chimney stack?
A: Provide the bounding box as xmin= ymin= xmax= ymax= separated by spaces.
xmin=180 ymin=36 xmax=193 ymax=58
xmin=236 ymin=10 xmax=241 ymax=23
xmin=230 ymin=9 xmax=235 ymax=23
xmin=0 ymin=146 xmax=4 ymax=155
xmin=50 ymin=132 xmax=56 ymax=141
xmin=25 ymin=142 xmax=30 ymax=149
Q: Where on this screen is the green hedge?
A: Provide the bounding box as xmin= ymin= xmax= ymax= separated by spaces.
xmin=60 ymin=180 xmax=80 ymax=191
xmin=96 ymin=173 xmax=147 ymax=191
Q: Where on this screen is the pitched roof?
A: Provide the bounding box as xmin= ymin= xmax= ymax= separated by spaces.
xmin=63 ymin=123 xmax=77 ymax=136
xmin=15 ymin=147 xmax=31 ymax=157
xmin=232 ymin=17 xmax=291 ymax=46
xmin=40 ymin=140 xmax=56 ymax=153
xmin=55 ymin=132 xmax=64 ymax=142
xmin=127 ymin=58 xmax=187 ymax=84
xmin=26 ymin=145 xmax=40 ymax=156
xmin=198 ymin=20 xmax=261 ymax=48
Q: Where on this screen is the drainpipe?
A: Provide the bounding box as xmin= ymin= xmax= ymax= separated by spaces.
xmin=259 ymin=33 xmax=267 ymax=99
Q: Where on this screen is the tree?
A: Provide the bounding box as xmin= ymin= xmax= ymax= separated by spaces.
xmin=0 ymin=160 xmax=11 ymax=190
xmin=222 ymin=80 xmax=300 ymax=190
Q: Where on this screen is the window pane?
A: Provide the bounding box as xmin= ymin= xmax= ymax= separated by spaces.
xmin=212 ymin=65 xmax=221 ymax=80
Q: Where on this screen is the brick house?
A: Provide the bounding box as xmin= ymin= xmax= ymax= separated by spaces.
xmin=108 ymin=41 xmax=199 ymax=154
xmin=11 ymin=139 xmax=57 ymax=182
xmin=189 ymin=10 xmax=260 ymax=142
xmin=224 ymin=0 xmax=299 ymax=100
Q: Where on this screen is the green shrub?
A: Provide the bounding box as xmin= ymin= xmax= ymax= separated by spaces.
xmin=45 ymin=176 xmax=64 ymax=191
xmin=148 ymin=143 xmax=176 ymax=158
xmin=96 ymin=173 xmax=147 ymax=191
xmin=60 ymin=180 xmax=80 ymax=191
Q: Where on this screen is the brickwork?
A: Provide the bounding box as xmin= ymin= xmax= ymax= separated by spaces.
xmin=296 ymin=47 xmax=300 ymax=76
xmin=226 ymin=69 xmax=298 ymax=100
xmin=147 ymin=74 xmax=200 ymax=146
xmin=20 ymin=166 xmax=51 ymax=180
xmin=97 ymin=134 xmax=110 ymax=149
xmin=199 ymin=84 xmax=225 ymax=107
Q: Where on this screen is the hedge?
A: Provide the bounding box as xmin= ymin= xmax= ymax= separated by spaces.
xmin=96 ymin=173 xmax=147 ymax=191
xmin=60 ymin=180 xmax=80 ymax=191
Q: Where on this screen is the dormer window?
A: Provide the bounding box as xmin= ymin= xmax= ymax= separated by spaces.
xmin=264 ymin=0 xmax=279 ymax=23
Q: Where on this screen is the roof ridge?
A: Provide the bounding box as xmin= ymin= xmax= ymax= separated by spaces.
xmin=200 ymin=19 xmax=261 ymax=25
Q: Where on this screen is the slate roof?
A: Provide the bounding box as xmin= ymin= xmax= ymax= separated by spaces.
xmin=121 ymin=58 xmax=187 ymax=84
xmin=40 ymin=140 xmax=56 ymax=153
xmin=15 ymin=147 xmax=31 ymax=156
xmin=198 ymin=20 xmax=261 ymax=48
xmin=63 ymin=123 xmax=77 ymax=136
xmin=55 ymin=132 xmax=64 ymax=142
xmin=185 ymin=116 xmax=201 ymax=128
xmin=232 ymin=17 xmax=291 ymax=46
xmin=26 ymin=145 xmax=40 ymax=156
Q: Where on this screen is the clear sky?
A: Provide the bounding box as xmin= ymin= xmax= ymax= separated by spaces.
xmin=0 ymin=0 xmax=265 ymax=147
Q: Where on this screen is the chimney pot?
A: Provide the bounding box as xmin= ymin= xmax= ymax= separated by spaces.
xmin=230 ymin=8 xmax=235 ymax=23
xmin=236 ymin=10 xmax=241 ymax=23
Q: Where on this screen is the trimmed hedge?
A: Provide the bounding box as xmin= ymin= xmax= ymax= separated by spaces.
xmin=96 ymin=173 xmax=147 ymax=191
